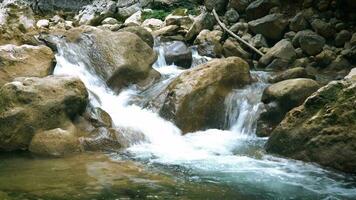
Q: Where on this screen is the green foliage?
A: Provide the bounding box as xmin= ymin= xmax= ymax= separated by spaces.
xmin=141 ymin=10 xmax=170 ymax=21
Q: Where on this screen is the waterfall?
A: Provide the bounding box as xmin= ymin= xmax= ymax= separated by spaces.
xmin=53 ymin=38 xmax=356 ymax=199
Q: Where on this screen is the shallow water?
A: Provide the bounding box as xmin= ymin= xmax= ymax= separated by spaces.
xmin=1 ymin=38 xmax=355 ymax=200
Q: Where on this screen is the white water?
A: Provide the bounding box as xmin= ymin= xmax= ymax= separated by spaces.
xmin=54 ymin=39 xmax=356 ymax=199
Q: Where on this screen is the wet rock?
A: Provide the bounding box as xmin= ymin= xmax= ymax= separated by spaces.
xmin=335 ymin=30 xmax=351 ymax=47
xmin=246 ymin=0 xmax=281 ymax=20
xmin=0 ymin=44 xmax=55 ymax=86
xmin=194 ymin=30 xmax=223 ymax=58
xmin=259 ymin=39 xmax=296 ymax=68
xmin=64 ymin=26 xmax=159 ymax=92
xmin=185 ymin=12 xmax=215 ymax=41
xmin=29 ymin=127 xmax=81 ymax=157
xmin=119 ymin=26 xmax=154 ymax=48
xmin=289 ymin=12 xmax=309 ymax=32
xmin=0 ymin=76 xmax=88 ymax=151
xmin=225 ymin=8 xmax=240 ymax=24
xmin=257 ymin=78 xmax=320 ymax=137
xmin=75 ymin=0 xmax=117 ymax=26
xmin=266 ymin=79 xmax=356 ymax=174
xmin=153 ymin=57 xmax=251 ymax=133
xmin=223 ymin=38 xmax=251 ymax=59
xmin=268 ymin=67 xmax=314 ymax=83
xmin=248 ymin=14 xmax=288 ymax=40
xmin=293 ymin=30 xmax=325 ymax=56
xmin=164 ymin=41 xmax=192 ymax=69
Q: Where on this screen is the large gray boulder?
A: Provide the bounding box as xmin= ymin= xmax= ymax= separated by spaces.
xmin=259 ymin=39 xmax=296 ymax=67
xmin=164 ymin=41 xmax=192 ymax=69
xmin=266 ymin=79 xmax=356 ymax=174
xmin=246 ymin=0 xmax=280 ymax=20
xmin=292 ymin=30 xmax=325 ymax=56
xmin=0 ymin=76 xmax=88 ymax=151
xmin=75 ymin=0 xmax=117 ymax=26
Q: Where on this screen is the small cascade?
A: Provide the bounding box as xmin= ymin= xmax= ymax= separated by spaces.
xmin=224 ymin=71 xmax=270 ymax=135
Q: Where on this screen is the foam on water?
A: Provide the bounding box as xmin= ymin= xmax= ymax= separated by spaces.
xmin=54 ymin=38 xmax=356 ymax=199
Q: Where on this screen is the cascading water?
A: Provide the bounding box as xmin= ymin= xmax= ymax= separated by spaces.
xmin=53 ymin=38 xmax=356 ymax=199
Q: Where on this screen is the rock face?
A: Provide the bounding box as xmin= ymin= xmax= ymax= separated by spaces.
xmin=164 ymin=41 xmax=192 ymax=69
xmin=0 ymin=76 xmax=88 ymax=151
xmin=266 ymin=79 xmax=356 ymax=174
xmin=257 ymin=78 xmax=320 ymax=136
xmin=152 ymin=57 xmax=251 ymax=133
xmin=248 ymin=14 xmax=288 ymax=40
xmin=0 ymin=44 xmax=55 ymax=86
xmin=118 ymin=26 xmax=154 ymax=48
xmin=63 ymin=26 xmax=159 ymax=92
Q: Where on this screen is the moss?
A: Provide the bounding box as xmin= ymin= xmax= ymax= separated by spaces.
xmin=141 ymin=10 xmax=170 ymax=21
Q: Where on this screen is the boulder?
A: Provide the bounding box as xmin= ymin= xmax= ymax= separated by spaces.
xmin=164 ymin=41 xmax=192 ymax=69
xmin=250 ymin=34 xmax=268 ymax=48
xmin=75 ymin=0 xmax=117 ymax=26
xmin=315 ymin=49 xmax=336 ymax=67
xmin=185 ymin=12 xmax=215 ymax=41
xmin=0 ymin=44 xmax=55 ymax=86
xmin=204 ymin=0 xmax=229 ymax=14
xmin=194 ymin=30 xmax=223 ymax=58
xmin=335 ymin=30 xmax=352 ymax=47
xmin=101 ymin=17 xmax=119 ymax=25
xmin=268 ymin=67 xmax=314 ymax=83
xmin=36 ymin=19 xmax=50 ymax=28
xmin=248 ymin=14 xmax=288 ymax=40
xmin=293 ymin=30 xmax=325 ymax=56
xmin=118 ymin=26 xmax=154 ymax=48
xmin=257 ymin=78 xmax=320 ymax=136
xmin=310 ymin=19 xmax=335 ymax=39
xmin=289 ymin=12 xmax=309 ymax=32
xmin=165 ymin=13 xmax=193 ymax=30
xmin=142 ymin=18 xmax=164 ymax=30
xmin=225 ymin=8 xmax=240 ymax=24
xmin=223 ymin=38 xmax=251 ymax=59
xmin=350 ymin=33 xmax=356 ymax=46
xmin=25 ymin=0 xmax=92 ymax=13
xmin=0 ymin=76 xmax=88 ymax=151
xmin=259 ymin=39 xmax=296 ymax=67
xmin=117 ymin=0 xmax=141 ymax=19
xmin=228 ymin=0 xmax=253 ymax=13
xmin=151 ymin=57 xmax=251 ymax=133
xmin=246 ymin=0 xmax=280 ymax=20
xmin=124 ymin=10 xmax=142 ymax=26
xmin=29 ymin=127 xmax=81 ymax=157
xmin=266 ymin=79 xmax=356 ymax=174
xmin=63 ymin=26 xmax=159 ymax=92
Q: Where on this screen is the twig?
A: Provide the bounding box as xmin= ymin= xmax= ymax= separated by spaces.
xmin=212 ymin=9 xmax=264 ymax=57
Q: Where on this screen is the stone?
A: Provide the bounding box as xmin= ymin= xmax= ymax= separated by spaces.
xmin=225 ymin=8 xmax=240 ymax=24
xmin=310 ymin=19 xmax=335 ymax=39
xmin=119 ymin=26 xmax=154 ymax=48
xmin=230 ymin=22 xmax=249 ymax=34
xmin=259 ymin=39 xmax=296 ymax=67
xmin=0 ymin=76 xmax=88 ymax=151
xmin=257 ymin=78 xmax=320 ymax=136
xmin=165 ymin=14 xmax=193 ymax=30
xmin=194 ymin=30 xmax=223 ymax=58
xmin=293 ymin=30 xmax=325 ymax=56
xmin=185 ymin=12 xmax=215 ymax=41
xmin=142 ymin=18 xmax=164 ymax=30
xmin=248 ymin=14 xmax=289 ymax=40
xmin=164 ymin=41 xmax=192 ymax=69
xmin=227 ymin=0 xmax=253 ymax=13
xmin=29 ymin=128 xmax=81 ymax=157
xmin=0 ymin=44 xmax=55 ymax=86
xmin=246 ymin=0 xmax=281 ymax=20
xmin=101 ymin=17 xmax=118 ymax=25
xmin=266 ymin=79 xmax=356 ymax=174
xmin=124 ymin=10 xmax=142 ymax=26
xmin=151 ymin=57 xmax=251 ymax=133
xmin=289 ymin=12 xmax=308 ymax=32
xmin=250 ymin=34 xmax=268 ymax=48
xmin=335 ymin=30 xmax=352 ymax=47
xmin=204 ymin=0 xmax=229 ymax=14
xmin=153 ymin=25 xmax=180 ymax=37
xmin=64 ymin=26 xmax=159 ymax=92
xmin=36 ymin=19 xmax=50 ymax=28
xmin=350 ymin=33 xmax=356 ymax=46
xmin=268 ymin=67 xmax=314 ymax=83
xmin=315 ymin=49 xmax=336 ymax=67
xmin=75 ymin=0 xmax=117 ymax=26
xmin=223 ymin=38 xmax=251 ymax=59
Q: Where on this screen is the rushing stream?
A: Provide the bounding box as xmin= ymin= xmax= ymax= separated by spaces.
xmin=1 ymin=38 xmax=355 ymax=200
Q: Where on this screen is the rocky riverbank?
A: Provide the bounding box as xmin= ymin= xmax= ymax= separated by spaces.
xmin=0 ymin=0 xmax=355 ymax=177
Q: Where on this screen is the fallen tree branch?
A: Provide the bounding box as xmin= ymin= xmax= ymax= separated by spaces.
xmin=212 ymin=9 xmax=265 ymax=57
